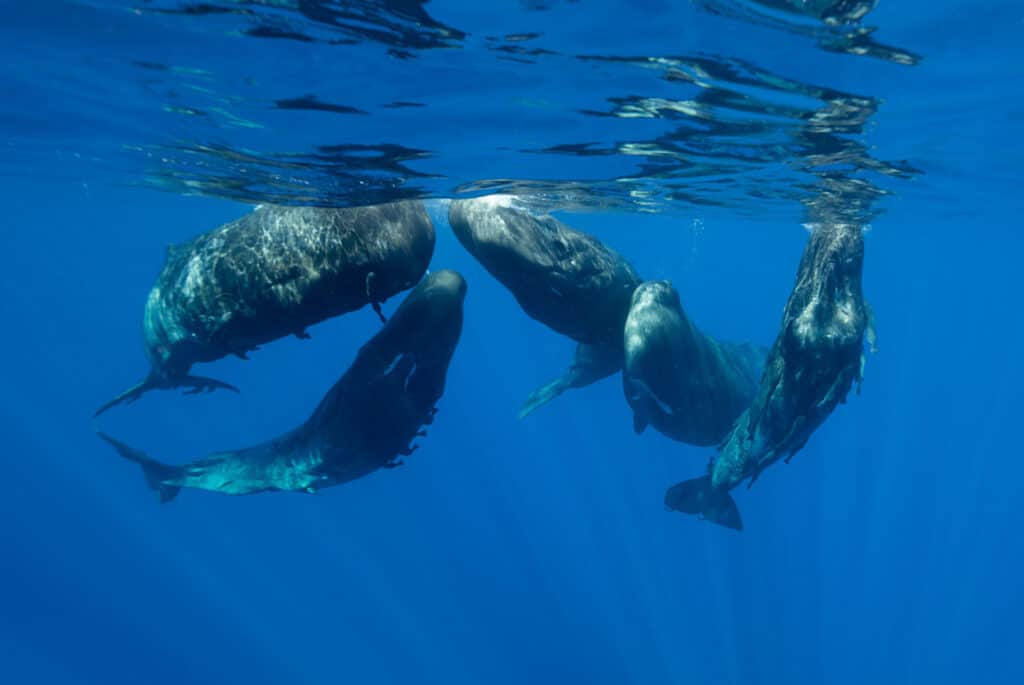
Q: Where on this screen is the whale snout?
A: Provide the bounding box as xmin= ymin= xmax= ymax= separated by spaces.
xmin=631 ymin=280 xmax=678 ymax=309
xmin=423 ymin=269 xmax=468 ymax=301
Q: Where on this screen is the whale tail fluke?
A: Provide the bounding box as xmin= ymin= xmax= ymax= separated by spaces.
xmin=518 ymin=375 xmax=572 ymax=420
xmin=664 ymin=476 xmax=743 ymax=531
xmin=96 ymin=431 xmax=183 ymax=503
xmin=94 ymin=373 xmax=239 ymax=417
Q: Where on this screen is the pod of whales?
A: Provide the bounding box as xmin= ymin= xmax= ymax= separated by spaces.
xmin=98 ymin=269 xmax=466 ymax=501
xmin=623 ymin=281 xmax=766 ymax=446
xmin=95 ymin=200 xmax=435 ymax=417
xmin=447 ymin=195 xmax=641 ymax=418
xmin=665 ymin=223 xmax=869 ymax=530
xmin=94 ymin=193 xmax=872 ymax=530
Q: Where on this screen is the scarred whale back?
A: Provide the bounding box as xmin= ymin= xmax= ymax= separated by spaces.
xmin=143 ymin=201 xmax=435 ymax=375
xmin=663 ymin=223 xmax=867 ymax=531
xmin=711 ymin=222 xmax=867 ymax=490
xmin=448 ymin=197 xmax=640 ymax=348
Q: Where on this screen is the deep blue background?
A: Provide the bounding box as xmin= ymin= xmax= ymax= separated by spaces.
xmin=2 ymin=1 xmax=1023 ymax=683
xmin=2 ymin=182 xmax=1021 ymax=684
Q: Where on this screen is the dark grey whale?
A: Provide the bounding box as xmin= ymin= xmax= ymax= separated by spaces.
xmin=95 ymin=200 xmax=436 ymax=417
xmin=98 ymin=269 xmax=466 ymax=501
xmin=623 ymin=281 xmax=765 ymax=446
xmin=665 ymin=223 xmax=869 ymax=530
xmin=447 ymin=195 xmax=641 ymax=418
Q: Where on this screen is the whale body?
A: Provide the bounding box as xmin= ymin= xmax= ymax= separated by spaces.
xmin=623 ymin=280 xmax=765 ymax=446
xmin=447 ymin=195 xmax=641 ymax=418
xmin=665 ymin=223 xmax=868 ymax=530
xmin=96 ymin=200 xmax=436 ymax=416
xmin=98 ymin=269 xmax=466 ymax=501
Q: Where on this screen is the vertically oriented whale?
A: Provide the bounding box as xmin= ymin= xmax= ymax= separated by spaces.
xmin=95 ymin=201 xmax=436 ymax=416
xmin=665 ymin=223 xmax=869 ymax=530
xmin=98 ymin=269 xmax=467 ymax=501
xmin=447 ymin=195 xmax=641 ymax=418
xmin=623 ymin=281 xmax=765 ymax=446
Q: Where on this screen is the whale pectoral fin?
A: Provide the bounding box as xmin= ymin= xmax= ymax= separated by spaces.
xmin=366 ymin=272 xmax=387 ymax=323
xmin=518 ymin=375 xmax=572 ymax=420
xmin=664 ymin=476 xmax=742 ymax=532
xmin=865 ymin=300 xmax=878 ymax=354
xmin=371 ymin=301 xmax=387 ymax=324
xmin=520 ymin=344 xmax=622 ymax=420
xmin=94 ymin=376 xmax=160 ymax=417
xmin=96 ymin=431 xmax=183 ymax=503
xmin=179 ymin=374 xmax=240 ymax=396
xmin=94 ymin=373 xmax=239 ymax=416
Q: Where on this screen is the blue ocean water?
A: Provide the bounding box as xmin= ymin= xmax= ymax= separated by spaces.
xmin=1 ymin=1 xmax=1022 ymax=683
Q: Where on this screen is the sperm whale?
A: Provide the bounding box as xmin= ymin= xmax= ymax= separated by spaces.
xmin=98 ymin=269 xmax=467 ymax=501
xmin=95 ymin=200 xmax=435 ymax=416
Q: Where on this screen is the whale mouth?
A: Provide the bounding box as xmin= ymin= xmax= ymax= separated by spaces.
xmin=382 ymin=353 xmax=408 ymax=377
xmin=630 ymin=377 xmax=676 ymax=416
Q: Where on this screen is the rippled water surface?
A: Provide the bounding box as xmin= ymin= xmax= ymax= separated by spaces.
xmin=9 ymin=0 xmax=1011 ymax=222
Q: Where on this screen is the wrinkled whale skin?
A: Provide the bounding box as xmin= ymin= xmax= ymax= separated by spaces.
xmin=148 ymin=201 xmax=436 ymax=375
xmin=96 ymin=200 xmax=435 ymax=415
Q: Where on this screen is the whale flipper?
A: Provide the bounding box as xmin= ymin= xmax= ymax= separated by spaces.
xmin=664 ymin=476 xmax=743 ymax=531
xmin=93 ymin=378 xmax=153 ymax=417
xmin=96 ymin=432 xmax=183 ymax=503
xmin=178 ymin=374 xmax=240 ymax=397
xmin=518 ymin=374 xmax=572 ymax=420
xmin=94 ymin=374 xmax=239 ymax=417
xmin=518 ymin=343 xmax=621 ymax=420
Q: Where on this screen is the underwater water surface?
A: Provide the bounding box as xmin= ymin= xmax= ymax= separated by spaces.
xmin=1 ymin=1 xmax=1022 ymax=683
